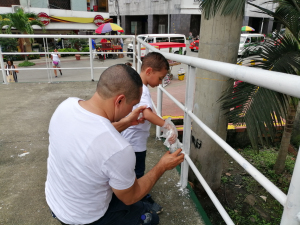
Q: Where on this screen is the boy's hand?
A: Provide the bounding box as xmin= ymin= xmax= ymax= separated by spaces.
xmin=158 ymin=148 xmax=184 ymax=171
xmin=127 ymin=105 xmax=147 ymax=126
xmin=163 ymin=120 xmax=178 ymax=144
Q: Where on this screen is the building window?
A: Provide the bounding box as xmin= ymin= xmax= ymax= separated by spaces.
xmin=98 ymin=0 xmax=108 ymax=12
xmin=158 ymin=24 xmax=165 ymax=34
xmin=49 ymin=0 xmax=71 ymax=10
xmin=0 ymin=0 xmax=20 ymax=7
xmin=131 ymin=21 xmax=137 ymax=34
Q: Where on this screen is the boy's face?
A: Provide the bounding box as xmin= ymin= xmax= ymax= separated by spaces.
xmin=147 ymin=68 xmax=168 ymax=88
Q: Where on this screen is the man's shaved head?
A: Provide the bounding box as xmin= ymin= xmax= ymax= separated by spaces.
xmin=96 ymin=64 xmax=142 ymax=103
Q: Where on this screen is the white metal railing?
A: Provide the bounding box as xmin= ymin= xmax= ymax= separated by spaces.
xmin=0 ymin=34 xmax=136 ymax=84
xmin=135 ymin=39 xmax=300 ymax=225
xmin=1 ymin=34 xmax=300 ymax=224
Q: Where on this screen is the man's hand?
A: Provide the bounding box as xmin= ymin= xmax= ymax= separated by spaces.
xmin=158 ymin=148 xmax=184 ymax=171
xmin=127 ymin=105 xmax=147 ymax=126
xmin=112 ymin=105 xmax=147 ymax=132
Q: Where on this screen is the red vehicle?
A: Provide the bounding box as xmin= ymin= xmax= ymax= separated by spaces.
xmin=189 ymin=40 xmax=199 ymax=51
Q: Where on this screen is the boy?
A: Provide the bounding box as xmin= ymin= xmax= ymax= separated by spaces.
xmin=122 ymin=52 xmax=178 ymax=214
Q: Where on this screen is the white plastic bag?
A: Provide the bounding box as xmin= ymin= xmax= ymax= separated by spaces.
xmin=161 ymin=117 xmax=182 ymax=153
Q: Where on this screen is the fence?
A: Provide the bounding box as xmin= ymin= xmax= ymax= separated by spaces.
xmin=135 ymin=39 xmax=300 ymax=225
xmin=1 ymin=34 xmax=300 ymax=224
xmin=0 ymin=34 xmax=134 ymax=84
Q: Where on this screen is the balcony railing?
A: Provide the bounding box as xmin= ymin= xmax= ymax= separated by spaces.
xmin=1 ymin=34 xmax=300 ymax=224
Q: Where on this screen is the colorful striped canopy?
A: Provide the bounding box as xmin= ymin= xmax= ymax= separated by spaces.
xmin=95 ymin=23 xmax=124 ymax=34
xmin=241 ymin=26 xmax=255 ymax=32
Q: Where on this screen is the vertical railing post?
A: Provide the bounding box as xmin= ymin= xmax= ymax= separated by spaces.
xmin=89 ymin=37 xmax=94 ymax=81
xmin=280 ymin=146 xmax=300 ymax=225
xmin=0 ymin=45 xmax=7 ymax=84
xmin=43 ymin=38 xmax=51 ymax=83
xmin=133 ymin=37 xmax=136 ymax=70
xmin=156 ymin=84 xmax=163 ymax=139
xmin=137 ymin=41 xmax=141 ymax=74
xmin=180 ymin=66 xmax=196 ymax=189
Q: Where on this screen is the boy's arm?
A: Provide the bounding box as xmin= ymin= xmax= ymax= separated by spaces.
xmin=142 ymin=108 xmax=165 ymax=127
xmin=143 ymin=108 xmax=177 ymax=144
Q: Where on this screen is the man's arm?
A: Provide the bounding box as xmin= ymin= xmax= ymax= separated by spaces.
xmin=112 ymin=148 xmax=184 ymax=205
xmin=113 ymin=105 xmax=147 ymax=132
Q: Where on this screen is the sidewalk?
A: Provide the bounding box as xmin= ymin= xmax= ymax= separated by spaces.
xmin=0 ymin=82 xmax=204 ymax=225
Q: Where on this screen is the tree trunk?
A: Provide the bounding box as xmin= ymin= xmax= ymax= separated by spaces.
xmin=274 ymin=103 xmax=297 ymax=174
xmin=189 ymin=12 xmax=243 ymax=192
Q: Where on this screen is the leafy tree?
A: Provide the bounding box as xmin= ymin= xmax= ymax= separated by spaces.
xmin=0 ymin=8 xmax=45 ymax=61
xmin=205 ymin=0 xmax=300 ymax=174
xmin=0 ymin=37 xmax=18 ymax=52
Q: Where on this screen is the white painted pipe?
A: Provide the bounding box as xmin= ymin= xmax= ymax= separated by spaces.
xmin=185 ymin=155 xmax=235 ymax=225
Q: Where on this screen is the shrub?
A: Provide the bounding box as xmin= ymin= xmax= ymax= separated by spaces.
xmin=18 ymin=61 xmax=35 ymax=67
xmin=58 ymin=48 xmax=78 ymax=57
xmin=81 ymin=47 xmax=90 ymax=54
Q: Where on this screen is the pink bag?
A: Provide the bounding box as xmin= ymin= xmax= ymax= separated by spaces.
xmin=53 ymin=61 xmax=59 ymax=65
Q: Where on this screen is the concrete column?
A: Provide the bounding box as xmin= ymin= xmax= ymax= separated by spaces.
xmin=243 ymin=16 xmax=249 ymax=26
xmin=266 ymin=18 xmax=274 ymax=34
xmin=191 ymin=12 xmax=243 ymax=191
xmin=148 ymin=15 xmax=154 ymax=34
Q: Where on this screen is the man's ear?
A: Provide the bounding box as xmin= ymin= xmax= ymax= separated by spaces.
xmin=115 ymin=94 xmax=126 ymax=106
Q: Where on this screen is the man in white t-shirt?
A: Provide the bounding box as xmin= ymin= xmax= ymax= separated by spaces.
xmin=45 ymin=64 xmax=184 ymax=225
xmin=51 ymin=49 xmax=62 ymax=78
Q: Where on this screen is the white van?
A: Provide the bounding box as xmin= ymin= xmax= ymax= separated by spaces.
xmin=127 ymin=34 xmax=187 ymax=57
xmin=238 ymin=33 xmax=265 ymax=57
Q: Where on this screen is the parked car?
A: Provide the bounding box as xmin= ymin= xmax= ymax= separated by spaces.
xmin=127 ymin=34 xmax=187 ymax=57
xmin=238 ymin=33 xmax=265 ymax=57
xmin=189 ymin=40 xmax=199 ymax=52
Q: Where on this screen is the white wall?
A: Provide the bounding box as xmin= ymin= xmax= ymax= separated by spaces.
xmin=109 ymin=0 xmax=181 ymax=16
xmin=245 ymin=0 xmax=275 ymax=18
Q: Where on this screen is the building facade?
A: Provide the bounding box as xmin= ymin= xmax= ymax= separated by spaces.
xmin=0 ymin=0 xmax=111 ymax=34
xmin=109 ymin=0 xmax=280 ymax=38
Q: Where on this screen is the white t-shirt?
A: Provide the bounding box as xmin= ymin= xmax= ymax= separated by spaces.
xmin=51 ymin=53 xmax=60 ymax=62
xmin=45 ymin=97 xmax=136 ymax=224
xmin=121 ymin=84 xmax=153 ymax=152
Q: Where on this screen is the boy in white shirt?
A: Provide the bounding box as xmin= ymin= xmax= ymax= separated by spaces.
xmin=122 ymin=52 xmax=177 ymax=214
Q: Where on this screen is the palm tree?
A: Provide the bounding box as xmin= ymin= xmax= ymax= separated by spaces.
xmin=218 ymin=0 xmax=300 ymax=174
xmin=0 ymin=8 xmax=45 ymax=61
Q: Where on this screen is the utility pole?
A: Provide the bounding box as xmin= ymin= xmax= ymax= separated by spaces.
xmin=168 ymin=0 xmax=170 ymax=34
xmin=115 ymin=0 xmax=120 ymax=27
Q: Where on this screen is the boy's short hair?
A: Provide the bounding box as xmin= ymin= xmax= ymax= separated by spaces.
xmin=96 ymin=64 xmax=142 ymax=103
xmin=141 ymin=52 xmax=169 ymax=72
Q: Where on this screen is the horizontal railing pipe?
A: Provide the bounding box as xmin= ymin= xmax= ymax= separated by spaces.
xmin=185 ymin=155 xmax=235 ymax=225
xmin=187 ymin=110 xmax=287 ymax=206
xmin=157 ymin=82 xmax=287 ymax=205
xmin=0 ymin=34 xmax=135 ymax=39
xmin=139 ymin=40 xmax=300 ymax=99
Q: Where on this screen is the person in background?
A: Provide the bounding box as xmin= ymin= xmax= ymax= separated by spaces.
xmin=92 ymin=38 xmax=97 ymax=59
xmin=118 ymin=37 xmax=124 ymax=52
xmin=5 ymin=59 xmax=19 ymax=83
xmin=188 ymin=31 xmax=193 ymax=44
xmin=195 ymin=35 xmax=199 ymax=40
xmin=51 ymin=49 xmax=62 ymax=78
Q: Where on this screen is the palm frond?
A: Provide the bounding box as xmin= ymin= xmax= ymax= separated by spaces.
xmin=248 ymin=0 xmax=300 ymax=41
xmin=250 ymin=35 xmax=300 ymax=75
xmin=200 ymin=0 xmax=247 ymax=20
xmin=219 ymin=80 xmax=290 ymax=149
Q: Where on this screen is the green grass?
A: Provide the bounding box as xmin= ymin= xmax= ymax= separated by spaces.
xmin=18 ymin=61 xmax=35 ymax=67
xmin=221 ymin=147 xmax=296 ymax=225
